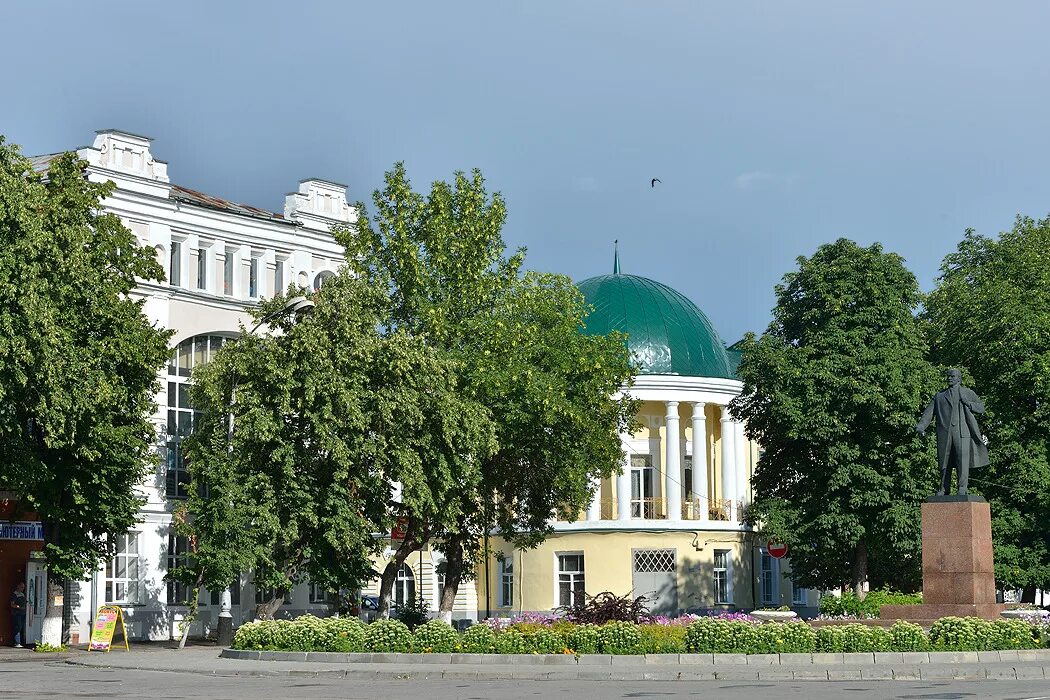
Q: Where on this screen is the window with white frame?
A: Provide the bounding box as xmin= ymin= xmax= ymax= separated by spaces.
xmin=309 ymin=582 xmax=332 ymax=604
xmin=313 ymin=270 xmax=335 ymax=290
xmin=499 ymin=557 xmax=513 ymax=608
xmin=249 ymin=256 xmax=260 ymax=298
xmin=223 ymin=247 xmax=235 ymax=296
xmin=760 ymin=550 xmax=776 ymax=605
xmin=170 ymin=240 xmax=182 ymax=288
xmin=166 ymin=335 xmax=230 ymax=499
xmin=208 ymin=579 xmax=241 ymax=606
xmin=713 ymin=549 xmax=731 ymax=605
xmin=196 ymin=244 xmax=209 ymax=291
xmin=557 ymin=553 xmax=585 ymax=607
xmin=395 ymin=564 xmax=415 ymax=607
xmin=435 ymin=561 xmax=446 ymax=605
xmin=630 ymin=455 xmax=655 ymax=519
xmin=274 ymin=257 xmax=286 ymax=295
xmin=167 ymin=533 xmax=192 ymax=604
xmin=104 ymin=533 xmax=141 ymax=604
xmin=792 ymin=584 xmax=808 ymax=606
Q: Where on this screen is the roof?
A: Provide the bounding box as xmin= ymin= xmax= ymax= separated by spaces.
xmin=170 ymin=185 xmax=286 ymax=223
xmin=577 ymin=272 xmax=735 ymax=379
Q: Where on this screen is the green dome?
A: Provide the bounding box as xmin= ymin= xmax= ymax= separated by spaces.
xmin=577 ymin=273 xmax=734 ymax=378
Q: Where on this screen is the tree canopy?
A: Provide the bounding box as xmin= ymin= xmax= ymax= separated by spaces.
xmin=924 ymin=218 xmax=1050 ymax=597
xmin=731 ymin=238 xmax=938 ymax=594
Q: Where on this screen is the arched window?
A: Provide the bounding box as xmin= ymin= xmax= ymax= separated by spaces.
xmin=395 ymin=563 xmax=415 ymax=607
xmin=313 ymin=270 xmax=335 ymax=290
xmin=166 ymin=334 xmax=234 ymax=498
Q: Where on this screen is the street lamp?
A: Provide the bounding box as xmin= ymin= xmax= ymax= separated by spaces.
xmin=217 ymin=295 xmax=315 ymax=646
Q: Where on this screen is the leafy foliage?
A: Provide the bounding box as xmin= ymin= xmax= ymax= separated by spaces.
xmin=0 ymin=138 xmax=171 ymax=581
xmin=363 ymin=619 xmax=415 ymax=653
xmin=597 ymin=620 xmax=642 ymax=654
xmin=231 ymin=616 xmax=365 ymax=652
xmin=732 ymin=239 xmax=939 ymax=592
xmin=818 ymin=589 xmax=923 ymax=618
xmin=562 ymin=591 xmax=653 ymax=624
xmin=924 ymin=219 xmax=1050 ymax=592
xmin=394 ymin=593 xmax=431 ymax=631
xmin=413 ymin=619 xmax=460 ymax=653
xmin=460 ymin=624 xmax=496 ymax=653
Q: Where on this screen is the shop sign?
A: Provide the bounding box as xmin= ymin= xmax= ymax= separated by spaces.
xmin=0 ymin=521 xmax=44 ymax=541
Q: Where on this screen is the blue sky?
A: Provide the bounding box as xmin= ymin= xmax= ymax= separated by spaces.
xmin=4 ymin=1 xmax=1050 ymax=342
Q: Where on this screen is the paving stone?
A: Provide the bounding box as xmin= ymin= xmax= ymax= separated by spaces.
xmin=996 ymin=650 xmax=1019 ymax=662
xmin=1014 ymin=666 xmax=1047 ymax=680
xmin=930 ymin=651 xmax=979 ymax=664
xmin=1016 ymin=649 xmax=1050 ymax=661
xmin=476 ymin=654 xmax=508 ymax=665
xmin=265 ymin=652 xmax=307 ymax=662
xmin=921 ymin=665 xmax=970 ymax=679
xmin=810 ymin=653 xmax=843 ymax=664
xmin=757 ymin=668 xmax=795 ymax=680
xmin=792 ymin=668 xmax=829 ymax=680
xmin=644 ymin=654 xmax=681 ymax=665
xmin=826 ymin=669 xmax=863 ymax=680
xmin=610 ymin=655 xmax=645 ymax=666
xmin=419 ymin=654 xmax=452 ymax=664
xmin=440 ymin=669 xmax=479 ymax=680
xmin=900 ymin=652 xmax=930 ymax=664
xmin=713 ymin=669 xmax=760 ymax=680
xmin=745 ymin=654 xmax=778 ymax=665
xmin=841 ymin=652 xmax=875 ymax=665
xmin=778 ymin=653 xmax=812 ymax=665
xmin=306 ymin=652 xmax=347 ymax=663
xmin=576 ymin=654 xmax=612 ymax=665
xmin=542 ymin=654 xmax=577 ymax=665
xmin=642 ymin=671 xmax=682 ymax=681
xmin=983 ymin=666 xmax=1017 ymax=679
xmin=892 ymin=668 xmax=922 ymax=680
xmin=873 ymin=652 xmax=903 ymax=664
xmin=345 ymin=653 xmax=372 ymax=663
xmin=860 ymin=667 xmax=895 ymax=680
xmin=678 ymin=654 xmax=714 ymax=665
xmin=577 ymin=670 xmax=638 ymax=680
xmin=712 ymin=654 xmax=748 ymax=665
xmin=976 ymin=651 xmax=1001 ymax=663
xmin=678 ymin=670 xmax=717 ymax=680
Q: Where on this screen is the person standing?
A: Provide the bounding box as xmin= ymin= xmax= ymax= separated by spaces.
xmin=9 ymin=581 xmax=27 ymax=648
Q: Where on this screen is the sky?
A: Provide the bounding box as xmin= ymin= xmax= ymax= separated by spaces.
xmin=4 ymin=1 xmax=1050 ymax=342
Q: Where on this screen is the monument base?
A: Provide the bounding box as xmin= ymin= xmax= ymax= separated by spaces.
xmin=880 ymin=499 xmax=1001 ymax=622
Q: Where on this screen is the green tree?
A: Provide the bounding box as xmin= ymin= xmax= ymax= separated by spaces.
xmin=924 ymin=218 xmax=1050 ymax=599
xmin=731 ymin=239 xmax=938 ymax=596
xmin=338 ymin=164 xmax=635 ymax=618
xmin=182 ymin=274 xmax=491 ymax=620
xmin=0 ymin=138 xmax=171 ymax=644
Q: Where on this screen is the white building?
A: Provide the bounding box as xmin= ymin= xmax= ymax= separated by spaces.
xmin=33 ymin=129 xmax=353 ymax=642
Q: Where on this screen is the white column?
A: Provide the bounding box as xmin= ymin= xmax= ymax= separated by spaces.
xmin=664 ymin=402 xmax=682 ymax=522
xmin=720 ymin=407 xmax=737 ymax=521
xmin=691 ymin=402 xmax=708 ymax=522
xmin=616 ymin=440 xmax=633 ymax=522
xmin=586 ymin=474 xmax=602 ymax=521
xmin=734 ymin=422 xmax=748 ymax=512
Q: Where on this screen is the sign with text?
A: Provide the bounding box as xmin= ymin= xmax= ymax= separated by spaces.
xmin=89 ymin=606 xmax=130 ymax=652
xmin=0 ymin=521 xmax=44 ymax=541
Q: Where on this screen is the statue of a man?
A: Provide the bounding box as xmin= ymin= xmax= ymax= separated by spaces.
xmin=915 ymin=369 xmax=989 ymax=496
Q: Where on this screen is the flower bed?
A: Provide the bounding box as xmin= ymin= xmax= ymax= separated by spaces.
xmin=231 ymin=614 xmax=1050 ymax=655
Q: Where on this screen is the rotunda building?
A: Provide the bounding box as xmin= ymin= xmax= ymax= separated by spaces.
xmin=477 ymin=257 xmax=814 ymax=619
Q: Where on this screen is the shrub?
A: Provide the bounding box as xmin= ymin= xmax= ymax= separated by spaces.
xmin=493 ymin=629 xmax=529 ymax=654
xmin=563 ymin=591 xmax=653 ymax=624
xmin=523 ymin=627 xmax=565 ymax=654
xmin=755 ymin=622 xmax=816 ymax=654
xmin=566 ymin=624 xmax=601 ymax=654
xmin=638 ymin=624 xmax=687 ymax=653
xmin=394 ymin=594 xmax=430 ymax=631
xmin=815 ymin=624 xmax=891 ymax=652
xmin=888 ymin=621 xmax=928 ymax=652
xmin=598 ymin=621 xmax=642 ymax=654
xmin=684 ymin=618 xmax=760 ymax=654
xmin=363 ymin=619 xmax=415 ymax=653
xmin=232 ymin=619 xmax=296 ymax=650
xmin=414 ymin=620 xmax=459 ymax=653
xmin=928 ymin=617 xmax=983 ymax=651
xmin=818 ymin=589 xmax=922 ymax=619
xmin=988 ymin=620 xmax=1038 ymax=650
xmin=461 ymin=624 xmax=496 ymax=653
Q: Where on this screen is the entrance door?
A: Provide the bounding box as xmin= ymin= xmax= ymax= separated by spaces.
xmin=632 ymin=549 xmax=678 ymax=616
xmin=25 ymin=561 xmax=47 ymax=645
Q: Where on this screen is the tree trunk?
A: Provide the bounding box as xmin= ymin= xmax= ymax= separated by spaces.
xmin=1020 ymin=585 xmax=1037 ymax=604
xmin=438 ymin=537 xmax=466 ymax=625
xmin=41 ymin=577 xmax=63 ymax=647
xmin=851 ymin=539 xmax=869 ymax=601
xmin=254 ymin=592 xmax=286 ymax=621
xmin=178 ymin=579 xmax=203 ymax=650
xmin=377 ymin=531 xmax=425 ymax=618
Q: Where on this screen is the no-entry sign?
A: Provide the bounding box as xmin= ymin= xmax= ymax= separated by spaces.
xmin=767 ymin=541 xmax=789 ymax=559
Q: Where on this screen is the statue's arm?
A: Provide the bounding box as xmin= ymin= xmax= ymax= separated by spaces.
xmin=915 ymin=400 xmax=934 ymax=433
xmin=962 ymin=389 xmax=985 ymax=414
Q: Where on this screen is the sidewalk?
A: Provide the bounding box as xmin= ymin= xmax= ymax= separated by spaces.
xmin=67 ymin=647 xmax=1050 ymax=681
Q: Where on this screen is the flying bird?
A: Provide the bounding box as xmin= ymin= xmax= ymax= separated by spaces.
xmin=651 ymin=178 xmax=661 ymax=188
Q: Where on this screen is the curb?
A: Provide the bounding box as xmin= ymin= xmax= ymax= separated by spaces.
xmin=220 ymin=648 xmax=1050 ymax=666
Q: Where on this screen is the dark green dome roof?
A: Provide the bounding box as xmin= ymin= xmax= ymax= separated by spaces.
xmin=577 ymin=272 xmax=734 ymax=378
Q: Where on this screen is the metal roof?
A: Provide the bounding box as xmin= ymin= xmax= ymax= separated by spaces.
xmin=170 ymin=185 xmax=287 ymax=223
xmin=577 ymin=272 xmax=734 ymax=379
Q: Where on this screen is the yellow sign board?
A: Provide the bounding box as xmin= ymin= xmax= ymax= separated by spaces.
xmin=89 ymin=605 xmax=130 ymax=652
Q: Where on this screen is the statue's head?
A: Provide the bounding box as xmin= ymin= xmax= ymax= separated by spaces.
xmin=947 ymin=368 xmax=962 ymax=386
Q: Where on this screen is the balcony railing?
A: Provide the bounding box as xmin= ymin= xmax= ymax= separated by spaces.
xmin=564 ymin=497 xmax=746 ymax=523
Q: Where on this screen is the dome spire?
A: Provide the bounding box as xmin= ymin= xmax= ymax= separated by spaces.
xmin=613 ymin=239 xmax=621 ymax=274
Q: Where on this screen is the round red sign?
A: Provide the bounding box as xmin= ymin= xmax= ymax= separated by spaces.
xmin=767 ymin=541 xmax=789 ymax=559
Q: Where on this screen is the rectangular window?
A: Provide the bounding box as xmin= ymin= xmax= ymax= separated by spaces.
xmin=499 ymin=558 xmax=514 ymax=607
xmin=760 ymin=551 xmax=775 ymax=605
xmin=104 ymin=533 xmax=141 ymax=604
xmin=197 ymin=246 xmax=208 ymax=291
xmin=630 ymin=455 xmax=655 ymax=519
xmin=395 ymin=564 xmax=415 ymax=607
xmin=208 ymin=579 xmax=242 ymax=607
xmin=792 ymin=585 xmax=807 ymax=606
xmin=224 ymin=248 xmax=235 ymax=296
xmin=274 ymin=258 xmax=285 ymax=295
xmin=170 ymin=241 xmax=182 ymax=288
xmin=249 ymin=256 xmax=259 ymax=298
xmin=683 ymin=455 xmax=693 ymax=501
xmin=557 ymin=553 xmax=585 ymax=607
xmin=713 ymin=549 xmax=730 ymax=605
xmin=309 ymin=582 xmax=331 ymax=604
xmin=167 ymin=534 xmax=192 ymax=605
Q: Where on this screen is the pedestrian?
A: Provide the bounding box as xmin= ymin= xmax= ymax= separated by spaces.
xmin=10 ymin=581 xmax=26 ymax=648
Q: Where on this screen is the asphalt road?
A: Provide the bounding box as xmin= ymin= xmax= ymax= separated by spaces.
xmin=2 ymin=663 xmax=1050 ymax=700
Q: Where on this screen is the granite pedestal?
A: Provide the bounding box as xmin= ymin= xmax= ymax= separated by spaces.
xmin=881 ymin=497 xmax=1004 ymax=621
